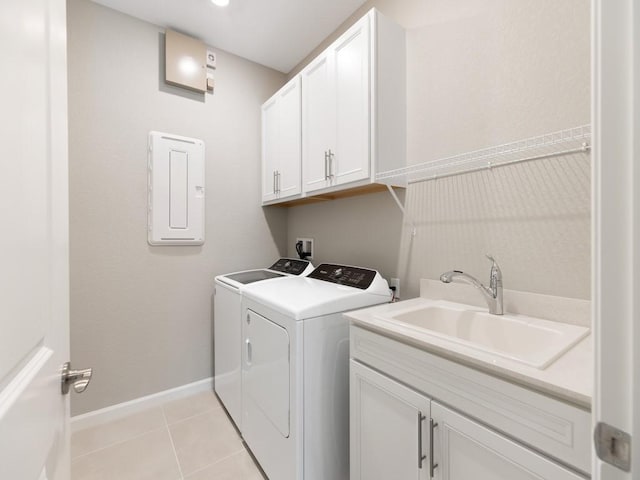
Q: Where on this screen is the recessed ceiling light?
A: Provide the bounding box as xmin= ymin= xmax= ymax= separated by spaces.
xmin=211 ymin=0 xmax=229 ymax=6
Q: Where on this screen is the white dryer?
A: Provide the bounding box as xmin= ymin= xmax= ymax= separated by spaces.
xmin=241 ymin=264 xmax=391 ymax=480
xmin=214 ymin=258 xmax=314 ymax=429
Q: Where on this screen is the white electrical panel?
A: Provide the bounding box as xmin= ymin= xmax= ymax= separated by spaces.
xmin=148 ymin=131 xmax=205 ymax=245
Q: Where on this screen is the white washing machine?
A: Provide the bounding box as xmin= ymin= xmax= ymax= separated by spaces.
xmin=241 ymin=264 xmax=392 ymax=480
xmin=214 ymin=258 xmax=314 ymax=429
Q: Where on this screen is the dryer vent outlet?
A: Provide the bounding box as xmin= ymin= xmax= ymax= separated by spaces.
xmin=296 ymin=238 xmax=314 ymax=259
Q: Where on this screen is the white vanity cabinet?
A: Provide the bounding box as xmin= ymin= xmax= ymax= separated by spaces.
xmin=431 ymin=402 xmax=585 ymax=480
xmin=261 ymin=76 xmax=302 ymax=204
xmin=301 ymin=9 xmax=406 ymax=196
xmin=350 ymin=360 xmax=431 ymax=480
xmin=350 ymin=326 xmax=591 ymax=479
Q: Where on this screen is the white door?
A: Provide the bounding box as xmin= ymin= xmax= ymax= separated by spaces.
xmin=333 ymin=16 xmax=371 ymax=186
xmin=277 ymin=76 xmax=302 ymax=199
xmin=431 ymin=402 xmax=583 ymax=480
xmin=302 ymin=52 xmax=334 ymax=193
xmin=242 ymin=308 xmax=293 ymax=480
xmin=0 ymin=0 xmax=72 ymax=479
xmin=350 ymin=361 xmax=430 ymax=480
xmin=261 ymin=95 xmax=279 ymax=202
xmin=591 ymin=1 xmax=638 ymax=479
xmin=243 ymin=309 xmax=290 ymax=438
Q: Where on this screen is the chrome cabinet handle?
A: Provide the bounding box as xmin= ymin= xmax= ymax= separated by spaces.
xmin=61 ymin=362 xmax=92 ymax=395
xmin=273 ymin=170 xmax=277 ymax=193
xmin=324 ymin=151 xmax=329 ymax=179
xmin=327 ymin=149 xmax=334 ymax=178
xmin=276 ymin=171 xmax=281 ymax=193
xmin=418 ymin=412 xmax=427 ymax=469
xmin=430 ymin=418 xmax=439 ymax=478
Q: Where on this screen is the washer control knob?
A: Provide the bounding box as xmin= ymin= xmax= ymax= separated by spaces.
xmin=284 ymin=261 xmax=292 ymax=270
xmin=334 ymin=268 xmax=343 ymax=278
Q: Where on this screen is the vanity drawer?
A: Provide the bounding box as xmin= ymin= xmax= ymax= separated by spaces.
xmin=350 ymin=325 xmax=591 ymax=475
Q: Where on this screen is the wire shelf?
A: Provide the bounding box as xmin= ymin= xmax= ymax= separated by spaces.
xmin=376 ymin=125 xmax=591 ymax=184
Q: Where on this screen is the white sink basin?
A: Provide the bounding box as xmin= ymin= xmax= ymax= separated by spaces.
xmin=380 ymin=303 xmax=590 ymax=369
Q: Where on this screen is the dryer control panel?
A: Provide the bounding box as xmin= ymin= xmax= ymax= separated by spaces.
xmin=308 ymin=264 xmax=377 ymax=290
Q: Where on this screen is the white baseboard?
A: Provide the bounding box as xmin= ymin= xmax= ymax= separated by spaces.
xmin=70 ymin=377 xmax=214 ymax=433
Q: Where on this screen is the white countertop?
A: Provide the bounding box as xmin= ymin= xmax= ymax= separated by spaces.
xmin=346 ymin=296 xmax=592 ymax=409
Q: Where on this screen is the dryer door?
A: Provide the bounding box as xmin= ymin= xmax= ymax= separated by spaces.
xmin=243 ymin=309 xmax=290 ymax=437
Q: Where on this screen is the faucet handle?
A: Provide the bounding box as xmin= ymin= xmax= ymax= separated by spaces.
xmin=485 ymin=254 xmax=502 ymax=283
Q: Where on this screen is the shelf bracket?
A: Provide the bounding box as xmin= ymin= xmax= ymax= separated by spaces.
xmin=386 ymin=184 xmax=417 ymax=237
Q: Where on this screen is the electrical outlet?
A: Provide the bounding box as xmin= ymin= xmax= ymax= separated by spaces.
xmin=390 ymin=277 xmax=400 ymax=300
xmin=296 ymin=237 xmax=314 ymax=259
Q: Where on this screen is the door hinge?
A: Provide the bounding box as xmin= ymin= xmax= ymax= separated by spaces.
xmin=595 ymin=422 xmax=631 ymax=472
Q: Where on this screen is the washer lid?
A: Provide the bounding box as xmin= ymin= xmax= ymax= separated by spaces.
xmin=223 ymin=270 xmax=284 ymax=285
xmin=215 ymin=259 xmax=314 ymax=290
xmin=242 ymin=271 xmax=392 ymax=320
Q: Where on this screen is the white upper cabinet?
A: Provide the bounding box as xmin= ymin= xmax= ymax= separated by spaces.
xmin=261 ymin=76 xmax=302 ymax=204
xmin=262 ymin=8 xmax=405 ymax=205
xmin=301 ymin=52 xmax=333 ymax=193
xmin=301 ymin=8 xmax=406 ymax=197
xmin=333 ymin=17 xmax=371 ymax=186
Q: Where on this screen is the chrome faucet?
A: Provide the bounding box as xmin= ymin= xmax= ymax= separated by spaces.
xmin=440 ymin=255 xmax=503 ymax=315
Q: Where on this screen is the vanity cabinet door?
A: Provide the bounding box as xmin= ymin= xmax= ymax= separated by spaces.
xmin=350 ymin=360 xmax=431 ymax=480
xmin=431 ymin=401 xmax=585 ymax=480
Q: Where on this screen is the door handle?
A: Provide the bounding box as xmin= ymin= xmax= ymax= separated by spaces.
xmin=61 ymin=362 xmax=92 ymax=394
xmin=418 ymin=412 xmax=427 ymax=469
xmin=246 ymin=338 xmax=252 ymax=366
xmin=430 ymin=418 xmax=439 ymax=478
xmin=273 ymin=170 xmax=277 ymax=193
xmin=276 ymin=171 xmax=281 ymax=193
xmin=324 ymin=150 xmax=329 ymax=179
xmin=327 ymin=149 xmax=334 ymax=178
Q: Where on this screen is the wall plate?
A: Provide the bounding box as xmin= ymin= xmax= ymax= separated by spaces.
xmin=296 ymin=237 xmax=314 ymax=259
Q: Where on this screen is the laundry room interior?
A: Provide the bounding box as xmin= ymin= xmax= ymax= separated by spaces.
xmin=6 ymin=0 xmax=635 ymax=479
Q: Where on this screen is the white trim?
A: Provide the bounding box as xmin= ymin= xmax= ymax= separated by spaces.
xmin=592 ymin=0 xmax=636 ymax=478
xmin=70 ymin=377 xmax=213 ymax=433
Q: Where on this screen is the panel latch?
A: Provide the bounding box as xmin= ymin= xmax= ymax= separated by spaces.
xmin=594 ymin=421 xmax=631 ymax=472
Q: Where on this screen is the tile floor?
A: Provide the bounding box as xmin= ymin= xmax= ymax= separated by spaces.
xmin=71 ymin=391 xmax=266 ymax=480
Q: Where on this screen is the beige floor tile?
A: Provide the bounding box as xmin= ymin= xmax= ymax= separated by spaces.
xmin=184 ymin=450 xmax=265 ymax=480
xmin=71 ymin=428 xmax=181 ymax=480
xmin=163 ymin=391 xmax=222 ymax=424
xmin=169 ymin=409 xmax=243 ymax=475
xmin=71 ymin=407 xmax=166 ymax=458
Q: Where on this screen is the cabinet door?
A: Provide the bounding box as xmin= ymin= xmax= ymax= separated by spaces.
xmin=277 ymin=77 xmax=302 ymax=199
xmin=431 ymin=402 xmax=585 ymax=480
xmin=333 ymin=16 xmax=371 ymax=186
xmin=261 ymin=95 xmax=279 ymax=202
xmin=350 ymin=361 xmax=431 ymax=480
xmin=302 ymin=52 xmax=334 ymax=193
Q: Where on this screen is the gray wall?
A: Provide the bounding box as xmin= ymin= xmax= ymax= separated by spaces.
xmin=67 ymin=0 xmax=287 ymax=415
xmin=69 ymin=0 xmax=591 ymax=416
xmin=287 ymin=0 xmax=591 ymax=300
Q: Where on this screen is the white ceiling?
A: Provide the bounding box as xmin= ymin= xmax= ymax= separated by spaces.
xmin=91 ymin=0 xmax=368 ymax=73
